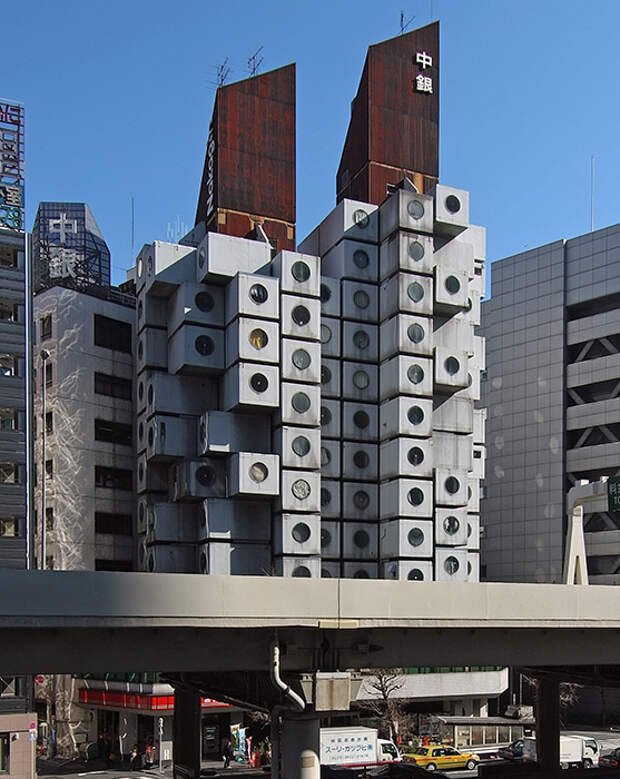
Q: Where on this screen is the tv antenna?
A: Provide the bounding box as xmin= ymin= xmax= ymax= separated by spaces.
xmin=248 ymin=46 xmax=264 ymax=77
xmin=216 ymin=58 xmax=231 ymax=87
xmin=400 ymin=10 xmax=415 ymax=34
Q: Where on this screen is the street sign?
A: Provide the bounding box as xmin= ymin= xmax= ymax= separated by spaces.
xmin=29 ymin=732 xmax=36 ymax=741
xmin=608 ymin=476 xmax=620 ymax=513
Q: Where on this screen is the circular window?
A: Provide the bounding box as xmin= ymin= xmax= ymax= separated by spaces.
xmin=408 ymin=240 xmax=425 ymax=261
xmin=249 ymin=283 xmax=268 ymax=304
xmin=198 ymin=248 xmax=206 ymax=268
xmin=195 ymin=335 xmax=214 ymax=356
xmin=320 ymin=324 xmax=332 ymax=344
xmin=408 ymin=527 xmax=424 ymax=546
xmin=321 ymin=364 xmax=332 ymax=385
xmin=353 ymin=330 xmax=370 ymax=350
xmin=291 ymin=261 xmax=311 ymax=282
xmin=320 ymin=406 xmax=332 ymax=426
xmin=291 ymin=392 xmax=310 ymax=413
xmin=138 ymin=422 xmax=144 ymax=443
xmin=467 ymin=522 xmax=472 ymax=538
xmin=196 ymin=466 xmax=216 ymax=486
xmin=321 ymin=528 xmax=332 ymax=547
xmin=137 ymin=258 xmax=144 ymax=277
xmin=407 ymin=323 xmax=425 ymax=344
xmin=292 ymin=522 xmax=311 ymax=543
xmin=407 ymin=364 xmax=424 ymax=384
xmin=353 ymin=450 xmax=369 ymax=469
xmin=320 ymin=446 xmax=331 ymax=466
xmin=445 ymin=275 xmax=461 ymax=295
xmin=320 ymin=283 xmax=332 ymax=302
xmin=354 ymin=569 xmax=370 ymax=579
xmin=407 ymin=446 xmax=424 ymax=466
xmin=292 ymin=478 xmax=311 ymax=500
xmin=466 ymin=297 xmax=473 ymax=311
xmin=445 ymin=194 xmax=461 ymax=214
xmin=148 ymin=426 xmax=154 ymax=448
xmin=292 ymin=304 xmax=311 ymax=326
xmin=147 ymin=385 xmax=154 ymax=405
xmin=407 ymin=200 xmax=425 ymax=219
xmin=353 ymin=249 xmax=370 ymax=268
xmin=320 ymin=487 xmax=331 ymax=507
xmin=467 ymin=373 xmax=473 ymax=387
xmin=353 ymin=209 xmax=369 ymax=228
xmin=468 ymin=486 xmax=473 ymax=500
xmin=408 ymin=568 xmax=424 ymax=581
xmin=407 ymin=487 xmax=424 ymax=506
xmin=353 ymin=290 xmax=370 ymax=309
xmin=444 ymin=516 xmax=460 ymax=535
xmin=407 ymin=282 xmax=424 ymax=303
xmin=353 ymin=370 xmax=370 ymax=389
xmin=292 ymin=348 xmax=311 ymax=370
xmin=250 ymin=373 xmax=268 ymax=393
xmin=138 ymin=340 xmax=144 ymax=359
xmin=249 ymin=328 xmax=269 ymax=350
xmin=249 ymin=462 xmax=268 ymax=483
xmin=139 ymin=502 xmax=145 ymax=524
xmin=445 ymin=476 xmax=460 ymax=495
xmin=353 ymin=410 xmax=370 ymax=429
xmin=293 ymin=565 xmax=312 ymax=577
xmin=353 ymin=490 xmax=369 ymax=509
xmin=353 ymin=529 xmax=370 ymax=548
xmin=444 ymin=556 xmax=460 ymax=575
xmin=138 ymin=381 xmax=144 ymax=401
xmin=445 ymin=356 xmax=460 ymax=375
xmin=138 ymin=300 xmax=143 ymax=319
xmin=195 ymin=291 xmax=215 ymax=312
xmin=292 ymin=435 xmax=311 ymax=457
xmin=407 ymin=405 xmax=424 ymax=425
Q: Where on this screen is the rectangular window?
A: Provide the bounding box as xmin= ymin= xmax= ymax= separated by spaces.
xmin=94 ymin=418 xmax=132 ymax=447
xmin=0 ymin=463 xmax=19 ymax=484
xmin=45 ymin=507 xmax=54 ymax=531
xmin=95 ymin=558 xmax=132 ymax=571
xmin=45 ymin=412 xmax=53 ymax=434
xmin=0 ymin=354 xmax=18 ymax=377
xmin=45 ymin=362 xmax=53 ymax=387
xmin=40 ymin=314 xmax=52 ymax=340
xmin=0 ymin=517 xmax=18 ymax=537
xmin=94 ymin=314 xmax=132 ymax=354
xmin=0 ymin=731 xmax=8 ymax=772
xmin=95 ymin=511 xmax=133 ymax=535
xmin=94 ymin=372 xmax=132 ymax=401
xmin=0 ymin=301 xmax=18 ymax=322
xmin=45 ymin=459 xmax=53 ymax=479
xmin=0 ymin=409 xmax=18 ymax=431
xmin=0 ymin=245 xmax=18 ymax=267
xmin=95 ymin=466 xmax=133 ymax=491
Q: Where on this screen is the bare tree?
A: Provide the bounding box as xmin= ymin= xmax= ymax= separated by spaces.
xmin=359 ymin=669 xmax=412 ymax=742
xmin=524 ymin=675 xmax=582 ymax=727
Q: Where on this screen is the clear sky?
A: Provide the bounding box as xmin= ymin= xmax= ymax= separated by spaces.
xmin=5 ymin=0 xmax=620 ymax=288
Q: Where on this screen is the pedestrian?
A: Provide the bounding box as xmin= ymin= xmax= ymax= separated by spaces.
xmin=129 ymin=744 xmax=140 ymax=771
xmin=223 ymin=738 xmax=233 ymax=769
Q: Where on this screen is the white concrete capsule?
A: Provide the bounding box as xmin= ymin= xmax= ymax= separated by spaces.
xmin=225 ymin=317 xmax=279 ymax=367
xmin=225 ymin=272 xmax=279 ymax=324
xmin=168 ymin=324 xmax=225 ymax=375
xmin=379 ymin=478 xmax=433 ymax=520
xmin=227 ymin=452 xmax=280 ymax=498
xmin=379 ymin=189 xmax=434 ymax=241
xmin=379 ymin=518 xmax=434 ymax=559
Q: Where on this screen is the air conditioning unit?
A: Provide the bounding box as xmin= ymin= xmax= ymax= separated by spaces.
xmin=434 ymin=546 xmax=468 ymax=582
xmin=200 ymin=498 xmax=271 ymax=543
xmin=434 ymin=468 xmax=469 ymax=507
xmin=277 ymin=470 xmax=321 ymax=513
xmin=273 ymin=426 xmax=321 ymax=470
xmin=342 ymin=402 xmax=378 ymax=441
xmin=227 ymin=452 xmax=280 ymax=498
xmin=379 ymin=354 xmax=433 ymax=401
xmin=434 ymin=507 xmax=468 ymax=547
xmin=271 ymin=251 xmax=320 ymax=298
xmin=281 ymin=338 xmax=321 ymax=384
xmin=379 ymin=314 xmax=433 ymax=361
xmin=381 ymin=559 xmax=433 ymax=582
xmin=379 ymin=231 xmax=434 ymax=282
xmin=434 ymin=347 xmax=469 ymax=394
xmin=320 ymin=479 xmax=341 ymax=520
xmin=320 ymin=358 xmax=341 ymax=398
xmin=143 ymin=241 xmax=196 ymax=297
xmin=316 ymin=199 xmax=379 ymax=256
xmin=432 ymin=396 xmax=473 ymax=435
xmin=276 ymin=382 xmax=321 ymax=427
xmin=144 ymin=371 xmax=217 ymax=417
xmin=342 ymin=521 xmax=378 ymax=560
xmin=221 ymin=362 xmax=280 ymax=410
xmin=341 ymin=280 xmax=379 ymax=323
xmin=379 ymin=518 xmax=433 ymax=559
xmin=136 ymin=327 xmax=168 ymax=373
xmin=198 ymin=540 xmax=272 ymax=576
xmin=144 ymin=543 xmax=196 ymax=573
xmin=281 ymin=294 xmax=321 ymax=340
xmin=168 ymin=324 xmax=225 ymax=375
xmin=341 ymin=441 xmax=378 ymax=482
xmin=225 ymin=272 xmax=279 ymax=324
xmin=273 ymin=513 xmax=321 ymax=556
xmin=196 ymin=232 xmax=271 ymax=283
xmin=167 ymin=282 xmax=225 ymax=337
xmin=321 ymin=239 xmax=379 ymax=283
xmin=380 ymin=272 xmax=433 ymax=320
xmin=342 ymin=361 xmax=378 ymax=403
xmin=319 ymin=276 xmax=341 ymax=317
xmin=273 ymin=555 xmax=322 ymax=578
xmin=197 ymin=410 xmax=272 ymax=456
xmin=379 ymin=189 xmax=434 ymax=241
xmin=433 ymin=266 xmax=469 ymax=313
xmin=225 ymin=316 xmax=279 ymax=367
xmin=379 ymin=396 xmax=433 ymax=441
xmin=431 ymin=184 xmax=470 ymax=238
xmin=342 ymin=561 xmax=378 ymax=580
xmin=170 ymin=458 xmax=226 ymax=502
xmin=320 ymin=439 xmax=341 ymax=480
xmin=147 ymin=503 xmax=197 ymax=544
xmin=379 ymin=437 xmax=433 ymax=480
xmin=341 ymin=322 xmax=378 ymax=363
xmin=379 ymin=478 xmax=433 ymax=520
xmin=146 ymin=415 xmax=196 ymax=462
xmin=319 ymin=316 xmax=341 ymax=359
xmin=320 ymin=520 xmax=341 ymax=558
xmin=342 ymin=482 xmax=378 ymax=522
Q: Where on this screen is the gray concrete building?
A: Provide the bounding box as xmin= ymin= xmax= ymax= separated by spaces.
xmin=481 ymin=223 xmax=620 ymax=583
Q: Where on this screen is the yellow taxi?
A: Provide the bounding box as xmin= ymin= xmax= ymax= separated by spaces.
xmin=405 ymin=744 xmax=479 ymax=772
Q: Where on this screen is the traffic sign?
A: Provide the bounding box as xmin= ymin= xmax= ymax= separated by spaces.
xmin=29 ymin=721 xmax=36 ymax=731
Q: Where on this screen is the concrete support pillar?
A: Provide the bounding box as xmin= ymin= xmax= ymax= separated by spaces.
xmin=281 ymin=716 xmax=320 ymax=779
xmin=173 ymin=687 xmax=201 ymax=779
xmin=535 ymin=676 xmax=560 ymax=772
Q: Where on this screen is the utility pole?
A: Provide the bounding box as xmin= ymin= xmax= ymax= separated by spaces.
xmin=40 ymin=348 xmax=49 ymax=570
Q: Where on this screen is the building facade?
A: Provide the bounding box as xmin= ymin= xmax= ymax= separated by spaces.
xmin=481 ymin=223 xmax=620 ymax=583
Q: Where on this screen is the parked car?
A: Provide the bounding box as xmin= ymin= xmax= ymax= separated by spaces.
xmin=599 ymin=747 xmax=620 ymax=767
xmin=322 ymin=762 xmax=447 ymax=779
xmin=497 ymin=739 xmax=524 ymax=761
xmin=404 ymin=745 xmax=479 ymax=772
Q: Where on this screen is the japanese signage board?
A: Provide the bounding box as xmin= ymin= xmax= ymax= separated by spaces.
xmin=414 ymin=49 xmax=434 ymax=94
xmin=320 ymin=732 xmax=377 ymax=765
xmin=608 ymin=475 xmax=620 ymax=513
xmin=0 ymin=100 xmax=25 ymax=231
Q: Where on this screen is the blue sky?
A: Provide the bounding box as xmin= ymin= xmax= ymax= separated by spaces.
xmin=6 ymin=0 xmax=620 ymax=287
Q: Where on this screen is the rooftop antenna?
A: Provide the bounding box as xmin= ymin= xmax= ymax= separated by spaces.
xmin=208 ymin=58 xmax=232 ymax=90
xmin=400 ymin=10 xmax=415 ymax=34
xmin=130 ymin=196 xmax=135 ymax=262
xmin=248 ymin=46 xmax=264 ymax=77
xmin=590 ymin=155 xmax=595 ymax=232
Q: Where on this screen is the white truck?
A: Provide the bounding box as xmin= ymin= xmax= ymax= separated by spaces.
xmin=320 ymin=726 xmax=401 ymax=766
xmin=523 ymin=735 xmax=600 ymax=769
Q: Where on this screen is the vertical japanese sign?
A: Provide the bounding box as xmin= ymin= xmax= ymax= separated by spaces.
xmin=608 ymin=475 xmax=620 ymax=513
xmin=0 ymin=100 xmax=24 ymax=231
xmin=413 ymin=50 xmax=434 ymax=94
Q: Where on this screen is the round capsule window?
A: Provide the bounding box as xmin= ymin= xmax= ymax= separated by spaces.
xmin=407 ymin=405 xmax=424 ymax=425
xmin=445 ymin=275 xmax=461 ymax=295
xmin=445 ymin=356 xmax=460 ymax=375
xmin=407 ymin=323 xmax=425 ymax=344
xmin=138 ymin=422 xmax=144 ymax=443
xmin=468 ymin=561 xmax=473 ymax=576
xmin=445 ymin=194 xmax=461 ymax=214
xmin=250 ymin=373 xmax=268 ymax=393
xmin=408 ymin=240 xmax=425 ymax=261
xmin=444 ymin=516 xmax=460 ymax=535
xmin=292 ymin=348 xmax=311 ymax=370
xmin=407 ymin=446 xmax=424 ymax=466
xmin=320 ymin=324 xmax=332 ymax=344
xmin=249 ymin=328 xmax=269 ymax=350
xmin=195 ymin=291 xmax=215 ymax=312
xmin=195 ymin=335 xmax=214 ymax=356
xmin=353 ymin=249 xmax=370 ymax=268
xmin=407 ymin=282 xmax=424 ymax=303
xmin=353 ymin=209 xmax=369 ymax=228
xmin=291 ymin=478 xmax=311 ymax=500
xmin=291 ymin=261 xmax=311 ymax=282
xmin=320 ymin=283 xmax=332 ymax=302
xmin=292 ymin=304 xmax=311 ymax=326
xmin=320 ymin=487 xmax=331 ymax=507
xmin=444 ymin=556 xmax=460 ymax=575
xmin=408 ymin=568 xmax=424 ymax=581
xmin=321 ymin=528 xmax=332 ymax=547
xmin=292 ymin=522 xmax=311 ymax=543
xmin=354 ymin=569 xmax=370 ymax=579
xmin=249 ymin=462 xmax=268 ymax=483
xmin=196 ymin=466 xmax=216 ymax=486
xmin=407 ymin=487 xmax=424 ymax=506
xmin=353 ymin=450 xmax=369 ymax=469
xmin=292 ymin=565 xmax=312 ymax=577
xmin=321 ymin=364 xmax=332 ymax=385
xmin=138 ymin=381 xmax=144 ymax=401
xmin=353 ymin=330 xmax=370 ymax=350
xmin=320 ymin=406 xmax=332 ymax=426
xmin=353 ymin=529 xmax=370 ymax=549
xmin=353 ymin=290 xmax=370 ymax=309
xmin=320 ymin=447 xmax=331 ymax=468
xmin=352 ymin=370 xmax=370 ymax=389
xmin=137 ymin=257 xmax=144 ymax=278
xmin=353 ymin=490 xmax=369 ymax=509
xmin=147 ymin=385 xmax=154 ymax=405
xmin=292 ymin=435 xmax=311 ymax=457
xmin=445 ymin=476 xmax=460 ymax=495
xmin=249 ymin=283 xmax=268 ymax=304
xmin=353 ymin=410 xmax=370 ymax=429
xmin=467 ymin=522 xmax=472 ymax=538
xmin=408 ymin=527 xmax=424 ymax=546
xmin=291 ymin=392 xmax=311 ymax=413
xmin=407 ymin=199 xmax=425 ymax=219
xmin=321 ymin=568 xmax=332 ymax=578
xmin=407 ymin=364 xmax=424 ymax=384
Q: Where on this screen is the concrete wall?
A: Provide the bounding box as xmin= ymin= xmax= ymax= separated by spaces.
xmin=0 ymin=711 xmax=37 ymax=777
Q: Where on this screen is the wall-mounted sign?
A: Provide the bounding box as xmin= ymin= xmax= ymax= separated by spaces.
xmin=0 ymin=100 xmax=25 ymax=231
xmin=413 ymin=50 xmax=434 ymax=94
xmin=205 ymin=124 xmax=216 ymax=221
xmin=608 ymin=475 xmax=620 ymax=513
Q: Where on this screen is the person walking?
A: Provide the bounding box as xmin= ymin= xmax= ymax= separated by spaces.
xmin=223 ymin=738 xmax=233 ymax=769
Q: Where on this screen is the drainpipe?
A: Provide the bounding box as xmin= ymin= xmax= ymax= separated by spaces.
xmin=270 ymin=640 xmax=305 ymax=779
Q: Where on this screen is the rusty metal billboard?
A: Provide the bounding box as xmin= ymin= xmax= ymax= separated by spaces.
xmin=0 ymin=100 xmax=25 ymax=231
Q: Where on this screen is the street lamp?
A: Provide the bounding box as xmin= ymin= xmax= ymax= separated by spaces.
xmin=40 ymin=348 xmax=50 ymax=571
